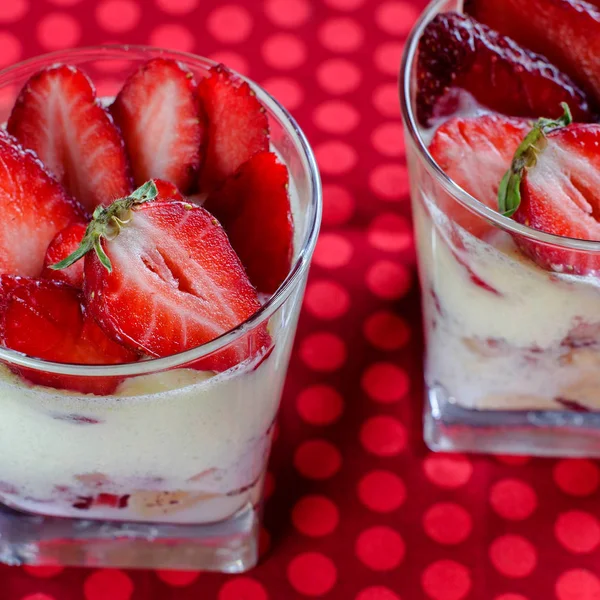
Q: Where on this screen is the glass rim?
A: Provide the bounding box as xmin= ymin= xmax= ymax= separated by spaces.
xmin=399 ymin=0 xmax=600 ymax=252
xmin=0 ymin=44 xmax=322 ymax=377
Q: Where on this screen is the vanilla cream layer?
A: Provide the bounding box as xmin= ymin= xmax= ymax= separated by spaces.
xmin=416 ymin=194 xmax=600 ymax=349
xmin=414 ymin=194 xmax=600 ymax=411
xmin=0 ymin=297 xmax=298 ymax=521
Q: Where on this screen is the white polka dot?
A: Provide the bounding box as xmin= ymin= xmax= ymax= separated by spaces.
xmin=319 ymin=17 xmax=364 ymax=52
xmin=209 ymin=51 xmax=249 ymax=76
xmin=371 ymin=122 xmax=405 ymax=157
xmin=300 ymin=332 xmax=347 ymax=371
xmin=375 ymin=2 xmax=419 ymax=36
xmin=262 ymin=33 xmax=307 ymax=69
xmin=96 ymin=0 xmax=141 ymax=33
xmin=207 ymin=5 xmax=253 ymax=43
xmin=0 ymin=0 xmax=28 ymax=23
xmin=313 ymin=233 xmax=353 ymax=268
xmin=313 ymin=100 xmax=360 ymax=133
xmin=366 ymin=260 xmax=412 ymax=299
xmin=315 ymin=141 xmax=358 ymax=175
xmin=149 ymin=24 xmax=195 ymax=52
xmin=317 ymin=58 xmax=362 ymax=94
xmin=37 ymin=13 xmax=81 ymax=50
xmin=265 ymin=0 xmax=311 ymax=27
xmin=0 ymin=31 xmax=22 ymax=68
xmin=370 ymin=164 xmax=410 ymax=200
xmin=262 ymin=76 xmax=304 ymax=110
xmin=374 ymin=42 xmax=404 ymax=76
xmin=373 ymin=83 xmax=401 ymax=117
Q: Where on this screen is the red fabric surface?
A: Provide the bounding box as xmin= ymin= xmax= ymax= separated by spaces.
xmin=1 ymin=1 xmax=600 ymax=599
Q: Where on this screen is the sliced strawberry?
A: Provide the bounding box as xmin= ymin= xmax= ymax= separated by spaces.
xmin=0 ymin=278 xmax=138 ymax=394
xmin=204 ymin=152 xmax=293 ymax=294
xmin=0 ymin=274 xmax=25 ymax=312
xmin=7 ymin=65 xmax=133 ymax=212
xmin=42 ymin=222 xmax=87 ymax=288
xmin=428 ymin=114 xmax=531 ymax=237
xmin=152 ymin=178 xmax=184 ymax=201
xmin=466 ymin=0 xmax=600 ymax=105
xmin=197 ymin=64 xmax=269 ymax=191
xmin=52 ymin=184 xmax=269 ymax=371
xmin=0 ymin=132 xmax=83 ymax=277
xmin=417 ymin=12 xmax=594 ymax=126
xmin=508 ymin=123 xmax=600 ymax=274
xmin=111 ymin=58 xmax=203 ymax=194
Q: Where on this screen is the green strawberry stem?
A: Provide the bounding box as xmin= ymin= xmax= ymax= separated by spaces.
xmin=51 ymin=180 xmax=159 ymax=273
xmin=498 ymin=103 xmax=573 ymax=217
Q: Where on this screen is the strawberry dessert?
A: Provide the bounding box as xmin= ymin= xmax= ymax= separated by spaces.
xmin=0 ymin=54 xmax=308 ymax=526
xmin=404 ymin=0 xmax=600 ymax=450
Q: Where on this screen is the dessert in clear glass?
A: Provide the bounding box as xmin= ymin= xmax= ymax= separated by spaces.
xmin=0 ymin=46 xmax=321 ymax=572
xmin=401 ymin=0 xmax=600 ymax=456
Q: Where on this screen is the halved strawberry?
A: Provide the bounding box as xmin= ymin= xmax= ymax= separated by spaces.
xmin=499 ymin=111 xmax=600 ymax=274
xmin=417 ymin=12 xmax=594 ymax=126
xmin=0 ymin=278 xmax=138 ymax=395
xmin=205 ymin=151 xmax=293 ymax=294
xmin=0 ymin=131 xmax=82 ymax=277
xmin=7 ymin=65 xmax=133 ymax=212
xmin=197 ymin=64 xmax=269 ymax=191
xmin=466 ymin=0 xmax=600 ymax=105
xmin=428 ymin=114 xmax=531 ymax=237
xmin=41 ymin=182 xmax=179 ymax=289
xmin=54 ymin=182 xmax=270 ymax=372
xmin=111 ymin=58 xmax=203 ymax=194
xmin=42 ymin=222 xmax=87 ymax=288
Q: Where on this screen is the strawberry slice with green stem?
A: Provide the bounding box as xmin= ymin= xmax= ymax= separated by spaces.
xmin=417 ymin=12 xmax=594 ymax=126
xmin=427 ymin=114 xmax=532 ymax=293
xmin=53 ymin=181 xmax=270 ymax=372
xmin=7 ymin=65 xmax=133 ymax=212
xmin=197 ymin=64 xmax=269 ymax=192
xmin=499 ymin=103 xmax=600 ymax=274
xmin=205 ymin=151 xmax=293 ymax=294
xmin=111 ymin=58 xmax=203 ymax=195
xmin=0 ymin=131 xmax=83 ymax=278
xmin=42 ymin=178 xmax=184 ymax=289
xmin=0 ymin=278 xmax=139 ymax=395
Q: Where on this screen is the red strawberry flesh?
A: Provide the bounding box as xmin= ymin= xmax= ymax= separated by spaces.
xmin=7 ymin=65 xmax=133 ymax=212
xmin=83 ymin=199 xmax=269 ymax=371
xmin=417 ymin=12 xmax=594 ymax=126
xmin=466 ymin=0 xmax=600 ymax=105
xmin=0 ymin=131 xmax=82 ymax=277
xmin=428 ymin=114 xmax=530 ymax=237
xmin=205 ymin=151 xmax=293 ymax=294
xmin=0 ymin=278 xmax=138 ymax=394
xmin=152 ymin=178 xmax=184 ymax=202
xmin=42 ymin=222 xmax=87 ymax=288
xmin=197 ymin=64 xmax=269 ymax=191
xmin=513 ymin=124 xmax=600 ymax=274
xmin=111 ymin=58 xmax=203 ymax=194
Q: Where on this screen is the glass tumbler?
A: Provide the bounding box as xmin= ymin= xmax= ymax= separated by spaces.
xmin=401 ymin=0 xmax=600 ymax=457
xmin=0 ymin=46 xmax=321 ymax=572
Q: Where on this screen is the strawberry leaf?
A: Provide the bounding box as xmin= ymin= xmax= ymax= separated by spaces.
xmin=51 ymin=180 xmax=159 ymax=273
xmin=498 ymin=102 xmax=572 ymax=217
xmin=130 ymin=179 xmax=159 ymax=202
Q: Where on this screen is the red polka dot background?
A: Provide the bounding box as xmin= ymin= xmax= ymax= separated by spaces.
xmin=2 ymin=1 xmax=599 ymax=599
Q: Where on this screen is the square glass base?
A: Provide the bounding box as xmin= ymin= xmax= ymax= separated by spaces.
xmin=0 ymin=502 xmax=259 ymax=572
xmin=425 ymin=385 xmax=600 ymax=457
